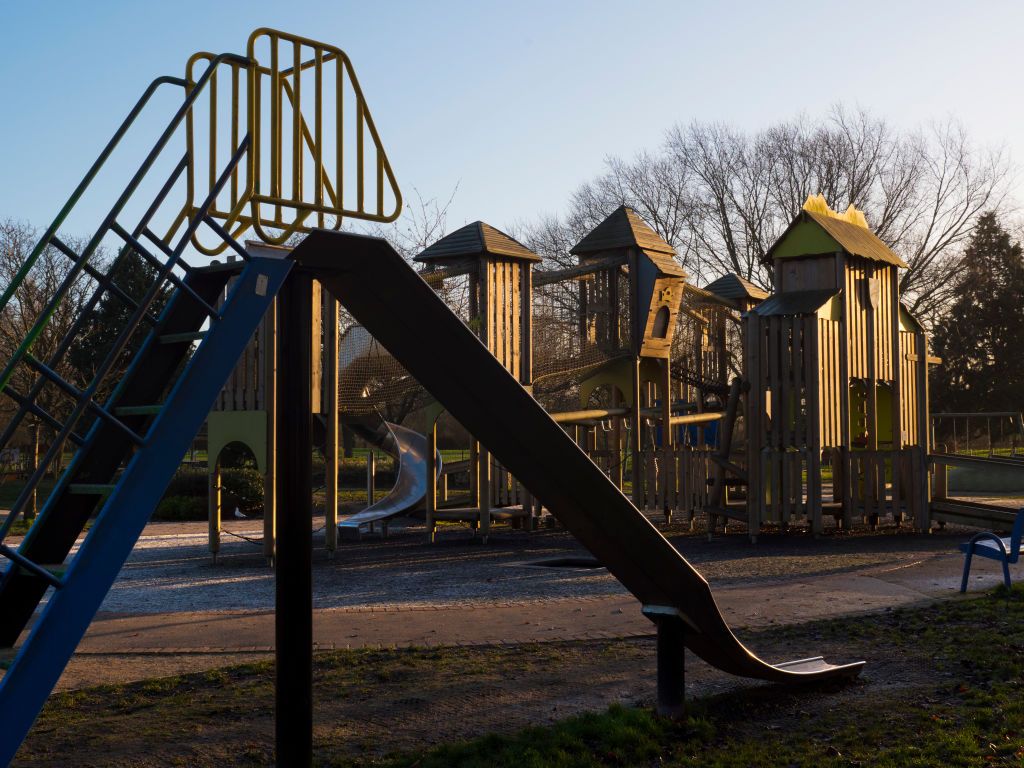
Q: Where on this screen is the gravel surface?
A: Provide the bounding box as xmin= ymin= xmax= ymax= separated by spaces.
xmin=43 ymin=512 xmax=990 ymax=615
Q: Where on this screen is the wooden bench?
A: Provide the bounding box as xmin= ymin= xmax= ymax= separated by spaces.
xmin=959 ymin=509 xmax=1024 ymax=592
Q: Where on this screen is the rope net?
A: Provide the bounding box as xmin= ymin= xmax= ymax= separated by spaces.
xmin=530 ymin=268 xmax=631 ymax=412
xmin=332 ymin=260 xmax=736 ymax=421
xmin=336 ymin=267 xmax=470 ymax=419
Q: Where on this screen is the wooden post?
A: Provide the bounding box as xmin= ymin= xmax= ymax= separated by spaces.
xmin=837 ymin=256 xmax=852 ymax=529
xmin=630 ymin=357 xmax=643 ymax=508
xmin=27 ymin=423 xmax=39 ymax=521
xmin=744 ymin=313 xmax=762 ymax=541
xmin=661 ymin=358 xmax=673 ymax=522
xmin=521 ymin=262 xmax=533 ymax=386
xmin=807 ymin=318 xmax=823 ymax=534
xmin=275 ymin=270 xmax=313 ymax=768
xmin=890 ymin=269 xmax=903 ymax=523
xmin=426 ymin=421 xmax=437 ymax=543
xmin=478 ymin=446 xmax=491 ymax=542
xmin=325 ymin=293 xmax=339 ymax=555
xmin=865 ymin=271 xmax=878 ymax=526
xmin=611 ymin=387 xmax=624 ymax=491
xmin=366 ymin=450 xmax=376 ymax=506
xmin=208 ymin=461 xmax=221 ymax=562
xmin=916 ymin=330 xmax=931 ymax=530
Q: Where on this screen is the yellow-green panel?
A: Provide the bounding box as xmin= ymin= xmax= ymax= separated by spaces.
xmin=208 ymin=410 xmax=269 ymax=473
xmin=772 ymin=220 xmax=842 ymax=260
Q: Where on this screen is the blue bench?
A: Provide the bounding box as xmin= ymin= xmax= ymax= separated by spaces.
xmin=960 ymin=509 xmax=1024 ymax=592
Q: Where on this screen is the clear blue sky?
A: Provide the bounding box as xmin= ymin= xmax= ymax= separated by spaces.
xmin=1 ymin=0 xmax=1021 ymax=240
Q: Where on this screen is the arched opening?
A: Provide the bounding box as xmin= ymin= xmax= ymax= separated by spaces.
xmin=651 ymin=305 xmax=671 ymax=338
xmin=214 ymin=441 xmax=264 ymax=519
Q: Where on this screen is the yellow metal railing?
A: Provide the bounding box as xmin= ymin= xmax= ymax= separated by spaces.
xmin=184 ymin=28 xmax=402 ymax=255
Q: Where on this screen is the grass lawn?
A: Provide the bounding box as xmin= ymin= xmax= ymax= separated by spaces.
xmin=10 ymin=585 xmax=1024 ymax=767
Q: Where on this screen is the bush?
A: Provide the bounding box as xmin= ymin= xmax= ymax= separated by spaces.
xmin=154 ymin=495 xmax=206 ymax=521
xmin=156 ymin=466 xmax=265 ymax=519
xmin=163 ymin=469 xmax=207 ymax=498
xmin=221 ymin=467 xmax=264 ymax=516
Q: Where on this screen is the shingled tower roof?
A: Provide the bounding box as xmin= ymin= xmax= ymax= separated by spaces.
xmin=766 ymin=194 xmax=908 ymax=268
xmin=414 ymin=221 xmax=541 ymax=263
xmin=704 ymin=273 xmax=769 ymax=303
xmin=571 ymin=205 xmax=684 ymax=277
xmin=571 ymin=205 xmax=675 ymax=256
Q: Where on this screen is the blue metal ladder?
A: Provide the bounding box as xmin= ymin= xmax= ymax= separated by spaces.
xmin=0 ymin=56 xmax=293 ymax=765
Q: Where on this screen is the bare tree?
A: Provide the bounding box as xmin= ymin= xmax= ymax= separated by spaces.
xmin=520 ymin=106 xmax=1015 ymax=325
xmin=0 ymin=220 xmax=94 ymax=473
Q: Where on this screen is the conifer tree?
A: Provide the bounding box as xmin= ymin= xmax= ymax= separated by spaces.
xmin=931 ymin=212 xmax=1024 ymax=414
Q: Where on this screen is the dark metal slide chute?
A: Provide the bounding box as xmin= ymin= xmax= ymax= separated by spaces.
xmin=294 ymin=230 xmax=864 ymax=684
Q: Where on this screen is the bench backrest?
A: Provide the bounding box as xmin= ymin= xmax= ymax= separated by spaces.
xmin=1013 ymin=510 xmax=1024 ymax=557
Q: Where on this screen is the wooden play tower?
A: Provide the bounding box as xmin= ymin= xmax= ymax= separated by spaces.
xmin=742 ymin=196 xmax=932 ymax=538
xmin=414 ymin=221 xmax=540 ymax=541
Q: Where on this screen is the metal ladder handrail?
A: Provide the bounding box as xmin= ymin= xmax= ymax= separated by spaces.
xmin=0 ymin=52 xmax=251 ymax=395
xmin=0 ymin=54 xmax=254 ymax=543
xmin=0 ymin=143 xmax=254 ymax=546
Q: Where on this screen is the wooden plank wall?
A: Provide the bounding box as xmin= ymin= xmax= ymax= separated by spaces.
xmin=214 ymin=280 xmax=324 ymax=413
xmin=898 ymin=331 xmax=920 ymax=447
xmin=837 ymin=448 xmax=924 ymax=524
xmin=214 ymin=274 xmax=266 ymax=412
xmin=637 ymin=445 xmax=714 ymax=518
xmin=483 ymin=258 xmax=528 ymax=508
xmin=483 ymin=259 xmax=523 ymax=380
xmin=776 ymin=255 xmax=838 ymax=293
xmin=817 ymin=318 xmax=842 ymax=447
xmin=844 ymin=261 xmax=894 ymax=380
xmin=753 ymin=314 xmax=824 ymax=529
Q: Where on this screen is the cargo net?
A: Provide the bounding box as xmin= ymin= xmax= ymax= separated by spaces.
xmin=530 ymin=268 xmax=631 ymax=413
xmin=336 ymin=267 xmax=470 ymax=420
xmin=671 ymin=295 xmax=734 ymax=400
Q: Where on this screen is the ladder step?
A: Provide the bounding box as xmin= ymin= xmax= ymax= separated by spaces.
xmin=0 ymin=545 xmax=63 ymax=589
xmin=86 ymin=403 xmax=145 ymax=445
xmin=113 ymin=404 xmax=163 ymax=416
xmin=159 ymin=331 xmax=207 ymax=344
xmin=68 ymin=483 xmax=117 ymax=496
xmin=110 ymin=222 xmax=221 ymax=320
xmin=1 ymin=385 xmax=86 ymax=447
xmin=51 ymin=236 xmax=160 ymax=327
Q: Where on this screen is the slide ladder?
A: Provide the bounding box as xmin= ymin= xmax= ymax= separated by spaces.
xmin=0 ymin=59 xmax=293 ymax=763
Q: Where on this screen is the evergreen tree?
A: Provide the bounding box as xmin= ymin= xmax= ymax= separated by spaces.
xmin=930 ymin=212 xmax=1024 ymax=414
xmin=68 ymin=249 xmax=170 ymax=396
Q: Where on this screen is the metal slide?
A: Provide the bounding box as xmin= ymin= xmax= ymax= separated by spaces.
xmin=316 ymin=412 xmax=441 ymax=537
xmin=295 ymin=230 xmax=864 ymax=683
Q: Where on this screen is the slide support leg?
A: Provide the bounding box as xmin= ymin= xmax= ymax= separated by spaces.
xmin=644 ymin=606 xmax=686 ymax=719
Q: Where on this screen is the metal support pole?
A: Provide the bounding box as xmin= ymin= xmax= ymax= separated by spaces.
xmin=275 ymin=270 xmax=313 ymax=768
xmin=654 ymin=614 xmax=686 ymax=719
xmin=264 ymin=298 xmax=278 ymax=563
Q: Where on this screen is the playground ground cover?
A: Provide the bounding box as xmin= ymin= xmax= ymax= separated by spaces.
xmin=3 ymin=504 xmax=1023 ymax=765
xmin=11 ymin=585 xmax=1024 ymax=767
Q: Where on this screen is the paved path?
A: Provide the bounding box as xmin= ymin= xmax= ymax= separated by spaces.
xmin=6 ymin=515 xmax=1021 ymax=690
xmin=71 ymin=549 xmax=992 ymax=655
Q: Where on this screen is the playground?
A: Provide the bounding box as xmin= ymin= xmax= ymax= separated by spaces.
xmin=2 ymin=23 xmax=1024 ymax=768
